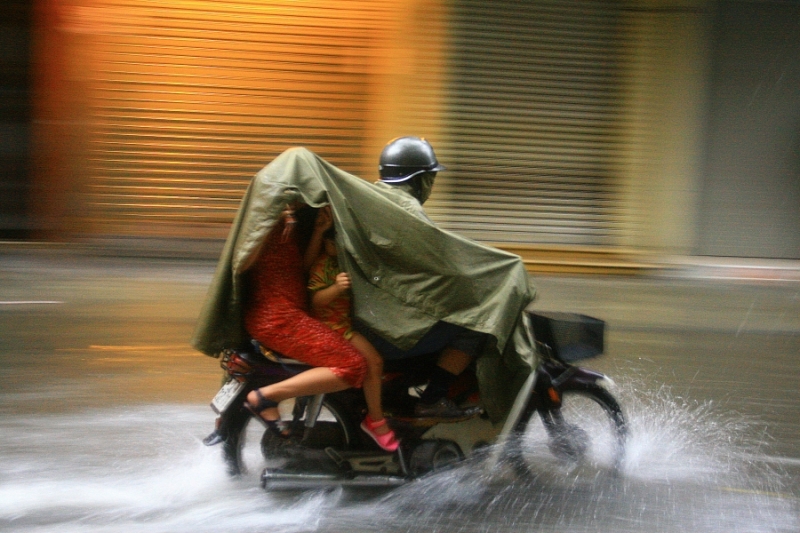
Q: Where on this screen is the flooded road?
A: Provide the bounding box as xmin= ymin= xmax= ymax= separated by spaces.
xmin=1 ymin=251 xmax=798 ymax=532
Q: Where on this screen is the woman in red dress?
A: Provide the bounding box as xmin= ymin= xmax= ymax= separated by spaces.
xmin=242 ymin=205 xmax=396 ymax=450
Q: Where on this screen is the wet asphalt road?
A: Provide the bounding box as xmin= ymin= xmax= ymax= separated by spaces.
xmin=0 ymin=250 xmax=798 ymax=533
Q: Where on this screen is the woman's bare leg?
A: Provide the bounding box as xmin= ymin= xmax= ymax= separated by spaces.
xmin=246 ymin=366 xmax=351 ymax=421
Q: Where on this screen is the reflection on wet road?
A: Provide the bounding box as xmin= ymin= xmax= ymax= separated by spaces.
xmin=0 ymin=253 xmax=798 ymax=532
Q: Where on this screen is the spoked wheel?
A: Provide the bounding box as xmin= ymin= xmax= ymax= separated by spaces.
xmin=508 ymin=383 xmax=626 ymax=478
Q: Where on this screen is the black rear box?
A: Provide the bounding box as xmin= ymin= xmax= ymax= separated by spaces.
xmin=527 ymin=311 xmax=605 ymax=363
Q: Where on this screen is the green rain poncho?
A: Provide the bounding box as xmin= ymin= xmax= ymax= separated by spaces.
xmin=191 ymin=147 xmax=537 ymax=421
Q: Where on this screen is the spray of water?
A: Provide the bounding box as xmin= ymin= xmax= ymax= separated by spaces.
xmin=614 ymin=376 xmax=791 ymax=493
xmin=0 ymin=406 xmax=332 ymax=533
xmin=0 ymin=383 xmax=796 ymax=533
xmin=328 ymin=376 xmax=797 ymax=533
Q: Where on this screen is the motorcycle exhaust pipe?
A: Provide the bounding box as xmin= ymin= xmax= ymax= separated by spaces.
xmin=261 ymin=470 xmax=409 ymax=490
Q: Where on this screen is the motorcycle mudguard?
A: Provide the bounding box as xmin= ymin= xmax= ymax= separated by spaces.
xmin=550 ymin=366 xmax=609 ymax=389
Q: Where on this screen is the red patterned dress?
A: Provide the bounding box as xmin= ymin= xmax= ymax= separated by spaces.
xmin=243 ymin=220 xmax=366 ymax=388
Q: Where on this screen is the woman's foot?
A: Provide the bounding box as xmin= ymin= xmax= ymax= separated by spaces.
xmin=361 ymin=414 xmax=399 ymax=452
xmin=244 ymin=389 xmax=290 ymax=437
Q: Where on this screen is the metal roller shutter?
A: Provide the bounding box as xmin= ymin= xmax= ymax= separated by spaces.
xmin=429 ymin=0 xmax=628 ymax=246
xmin=81 ymin=0 xmax=383 ymax=239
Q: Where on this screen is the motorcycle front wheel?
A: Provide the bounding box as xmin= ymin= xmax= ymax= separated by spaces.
xmin=508 ymin=383 xmax=627 ymax=478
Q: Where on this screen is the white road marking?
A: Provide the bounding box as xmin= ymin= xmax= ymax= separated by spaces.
xmin=0 ymin=301 xmax=64 ymax=305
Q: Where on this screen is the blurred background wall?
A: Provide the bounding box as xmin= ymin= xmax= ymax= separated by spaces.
xmin=4 ymin=0 xmax=799 ymax=267
xmin=1 ymin=0 xmax=33 ymax=239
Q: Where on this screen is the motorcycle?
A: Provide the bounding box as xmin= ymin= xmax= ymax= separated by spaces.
xmin=204 ymin=310 xmax=627 ymax=490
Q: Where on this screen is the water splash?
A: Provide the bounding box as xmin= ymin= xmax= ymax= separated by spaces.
xmin=0 ymin=392 xmax=796 ymax=533
xmin=328 ymin=377 xmax=798 ymax=533
xmin=610 ymin=377 xmax=791 ymax=495
xmin=0 ymin=406 xmax=335 ymax=533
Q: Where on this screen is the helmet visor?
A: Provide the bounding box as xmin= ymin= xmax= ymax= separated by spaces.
xmin=379 ymin=162 xmax=446 ymax=183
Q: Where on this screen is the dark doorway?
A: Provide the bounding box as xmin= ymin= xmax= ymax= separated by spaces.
xmin=0 ymin=0 xmax=32 ymax=239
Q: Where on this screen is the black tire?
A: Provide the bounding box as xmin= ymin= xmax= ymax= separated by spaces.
xmin=408 ymin=439 xmax=465 ymax=478
xmin=221 ymin=392 xmax=360 ymax=477
xmin=508 ymin=383 xmax=626 ymax=478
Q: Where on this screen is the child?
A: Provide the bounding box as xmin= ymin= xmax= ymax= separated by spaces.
xmin=307 ymin=226 xmax=399 ymax=452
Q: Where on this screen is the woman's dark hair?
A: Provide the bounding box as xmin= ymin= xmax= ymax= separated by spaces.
xmin=323 ymin=226 xmax=336 ymax=241
xmin=294 ymin=205 xmax=318 ymax=251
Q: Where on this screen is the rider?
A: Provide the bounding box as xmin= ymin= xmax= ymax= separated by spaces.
xmin=356 ymin=136 xmax=486 ymax=419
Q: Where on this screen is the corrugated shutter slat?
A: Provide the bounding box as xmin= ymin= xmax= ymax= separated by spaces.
xmin=84 ymin=0 xmax=380 ymax=238
xmin=430 ymin=0 xmax=627 ymax=246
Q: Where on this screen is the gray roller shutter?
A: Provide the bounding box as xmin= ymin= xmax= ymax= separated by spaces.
xmin=430 ymin=0 xmax=628 ymax=246
xmin=699 ymin=0 xmax=800 ymax=259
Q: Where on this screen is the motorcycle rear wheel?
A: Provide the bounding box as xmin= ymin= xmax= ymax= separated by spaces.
xmin=222 ymin=395 xmax=357 ymax=476
xmin=260 ymin=395 xmax=357 ymax=459
xmin=508 ymin=383 xmax=626 ymax=478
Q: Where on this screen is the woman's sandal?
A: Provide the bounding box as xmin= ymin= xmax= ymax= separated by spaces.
xmin=361 ymin=414 xmax=400 ymax=452
xmin=244 ymin=389 xmax=290 ymax=438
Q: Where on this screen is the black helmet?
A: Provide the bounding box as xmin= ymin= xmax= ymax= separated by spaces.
xmin=378 ymin=136 xmax=446 ymax=183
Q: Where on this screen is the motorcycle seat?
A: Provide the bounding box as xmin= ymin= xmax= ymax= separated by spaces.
xmin=251 ymin=340 xmax=307 ymax=366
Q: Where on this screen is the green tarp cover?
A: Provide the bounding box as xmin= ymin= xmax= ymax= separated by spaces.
xmin=191 ymin=147 xmax=537 ymax=420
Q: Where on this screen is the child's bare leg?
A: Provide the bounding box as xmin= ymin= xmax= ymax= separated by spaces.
xmin=349 ymin=332 xmax=390 ymax=436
